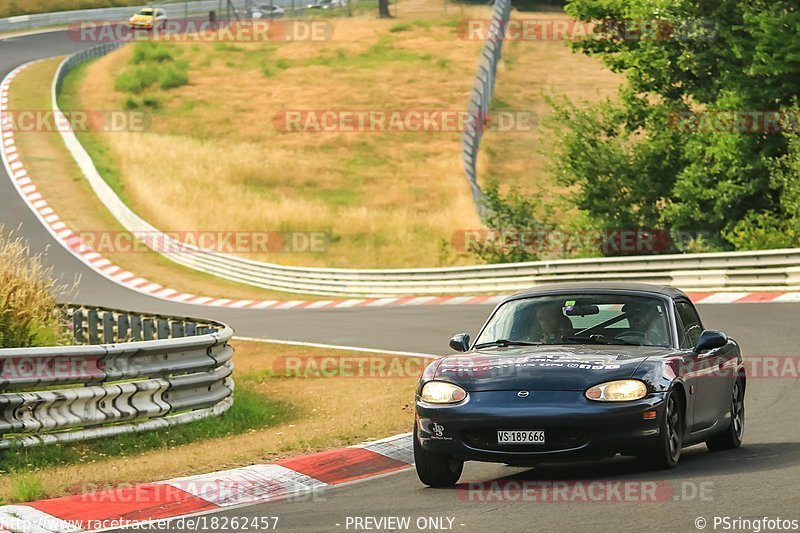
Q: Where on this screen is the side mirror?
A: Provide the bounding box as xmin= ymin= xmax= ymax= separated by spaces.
xmin=695 ymin=330 xmax=728 ymax=353
xmin=449 ymin=333 xmax=470 ymax=353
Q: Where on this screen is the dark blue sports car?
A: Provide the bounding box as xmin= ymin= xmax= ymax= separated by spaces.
xmin=414 ymin=282 xmax=746 ymax=486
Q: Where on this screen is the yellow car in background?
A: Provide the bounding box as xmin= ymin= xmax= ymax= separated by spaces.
xmin=128 ymin=7 xmax=167 ymax=30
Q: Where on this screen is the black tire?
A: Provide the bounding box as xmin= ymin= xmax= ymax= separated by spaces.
xmin=707 ymin=378 xmax=744 ymax=451
xmin=413 ymin=425 xmax=463 ymax=487
xmin=638 ymin=391 xmax=683 ymax=470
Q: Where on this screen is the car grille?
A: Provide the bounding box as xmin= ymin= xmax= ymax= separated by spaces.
xmin=461 ymin=428 xmax=590 ymax=453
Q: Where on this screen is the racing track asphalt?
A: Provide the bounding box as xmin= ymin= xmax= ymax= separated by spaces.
xmin=2 ymin=29 xmax=799 ymax=533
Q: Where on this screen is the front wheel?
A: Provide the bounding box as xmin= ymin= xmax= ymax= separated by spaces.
xmin=638 ymin=391 xmax=683 ymax=470
xmin=707 ymin=378 xmax=744 ymax=451
xmin=413 ymin=425 xmax=463 ymax=487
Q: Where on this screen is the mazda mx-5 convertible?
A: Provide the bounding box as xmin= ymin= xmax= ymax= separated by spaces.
xmin=414 ymin=283 xmax=746 ymax=486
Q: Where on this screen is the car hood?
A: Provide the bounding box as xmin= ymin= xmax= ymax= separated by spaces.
xmin=434 ymin=345 xmax=670 ymax=392
xmin=131 ymin=14 xmax=154 ymax=21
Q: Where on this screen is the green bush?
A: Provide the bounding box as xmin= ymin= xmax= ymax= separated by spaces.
xmin=141 ymin=95 xmax=161 ymax=109
xmin=724 ymin=212 xmax=798 ymax=250
xmin=261 ymin=65 xmax=275 ymax=78
xmin=8 ymin=472 xmax=45 ymax=503
xmin=389 ymin=22 xmax=412 ymax=33
xmin=470 ymin=181 xmax=549 ymax=264
xmin=158 ymin=65 xmax=188 ymax=89
xmin=114 ymin=66 xmax=158 ymax=94
xmin=131 ymin=42 xmax=175 ymax=64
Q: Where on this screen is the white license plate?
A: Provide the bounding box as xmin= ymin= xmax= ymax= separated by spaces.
xmin=497 ymin=430 xmax=545 ymax=444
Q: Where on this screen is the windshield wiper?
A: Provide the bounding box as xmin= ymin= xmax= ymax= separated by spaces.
xmin=563 ymin=335 xmax=640 ymax=346
xmin=474 ymin=339 xmax=542 ymax=349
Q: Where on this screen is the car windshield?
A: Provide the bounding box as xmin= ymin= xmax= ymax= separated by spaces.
xmin=138 ymin=8 xmax=154 ymax=15
xmin=474 ymin=294 xmax=671 ymax=348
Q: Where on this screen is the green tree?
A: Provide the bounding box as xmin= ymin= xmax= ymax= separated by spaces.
xmin=471 ymin=181 xmax=548 ymax=263
xmin=548 ymin=0 xmax=800 ymax=250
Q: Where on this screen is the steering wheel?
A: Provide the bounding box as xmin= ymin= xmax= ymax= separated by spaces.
xmin=615 ymin=331 xmax=646 ymax=345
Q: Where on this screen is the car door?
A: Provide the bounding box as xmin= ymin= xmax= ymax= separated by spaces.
xmin=675 ymin=300 xmax=735 ymax=431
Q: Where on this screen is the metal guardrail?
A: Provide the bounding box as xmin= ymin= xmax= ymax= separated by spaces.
xmin=0 ymin=305 xmax=234 ymax=449
xmin=461 ymin=0 xmax=511 ymax=218
xmin=49 ymin=44 xmax=800 ymax=297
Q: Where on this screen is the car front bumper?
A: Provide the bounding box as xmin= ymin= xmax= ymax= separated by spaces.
xmin=415 ymin=389 xmax=667 ymax=464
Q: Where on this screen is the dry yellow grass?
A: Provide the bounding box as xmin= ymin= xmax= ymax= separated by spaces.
xmin=0 ymin=228 xmax=73 ymax=348
xmin=0 ymin=340 xmax=424 ymax=501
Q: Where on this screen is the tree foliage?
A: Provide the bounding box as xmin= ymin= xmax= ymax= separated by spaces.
xmin=547 ymin=0 xmax=800 ymax=251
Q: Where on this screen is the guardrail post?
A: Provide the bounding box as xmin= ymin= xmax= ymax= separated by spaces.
xmin=117 ymin=313 xmax=130 ymax=342
xmin=130 ymin=315 xmax=142 ymax=341
xmin=157 ymin=319 xmax=171 ymax=340
xmin=87 ymin=309 xmax=100 ymax=344
xmin=102 ymin=311 xmax=115 ymax=344
xmin=72 ymin=310 xmax=85 ymax=344
xmin=171 ymin=321 xmax=186 ymax=339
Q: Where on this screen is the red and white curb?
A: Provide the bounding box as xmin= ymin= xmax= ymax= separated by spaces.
xmin=2 ymin=63 xmax=799 ymax=311
xmin=0 ymin=433 xmax=414 ymax=532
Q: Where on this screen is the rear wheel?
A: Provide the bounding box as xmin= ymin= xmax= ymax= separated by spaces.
xmin=638 ymin=392 xmax=683 ymax=470
xmin=707 ymin=378 xmax=744 ymax=451
xmin=413 ymin=425 xmax=463 ymax=487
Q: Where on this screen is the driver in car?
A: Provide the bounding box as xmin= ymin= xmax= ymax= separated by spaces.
xmin=622 ymin=302 xmax=668 ymax=346
xmin=527 ymin=302 xmax=574 ymax=344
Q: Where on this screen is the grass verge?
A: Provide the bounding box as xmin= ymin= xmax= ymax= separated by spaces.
xmin=0 ymin=339 xmax=422 ymax=503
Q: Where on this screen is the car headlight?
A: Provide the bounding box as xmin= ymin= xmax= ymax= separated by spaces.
xmin=586 ymin=380 xmax=647 ymax=402
xmin=420 ymin=381 xmax=467 ymax=404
